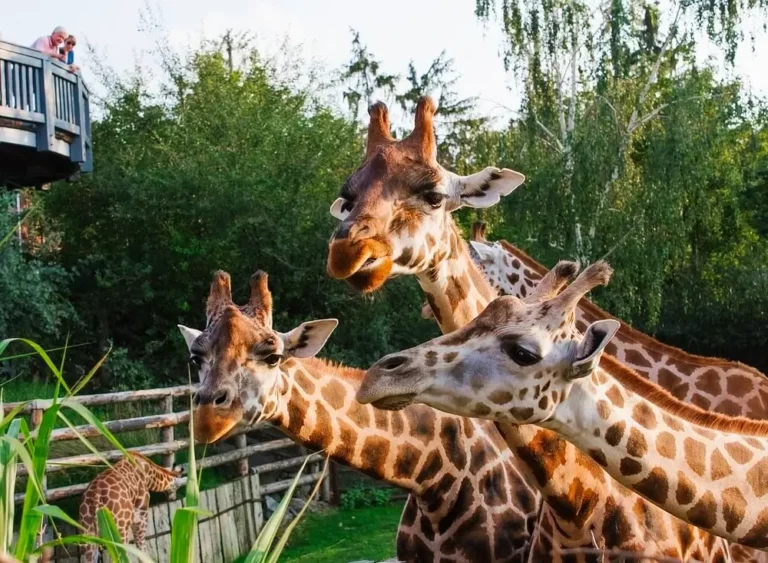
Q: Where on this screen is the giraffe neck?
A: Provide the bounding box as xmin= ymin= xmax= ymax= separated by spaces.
xmin=137 ymin=458 xmax=176 ymax=492
xmin=265 ymin=356 xmax=536 ymax=561
xmin=546 ymin=361 xmax=768 ymax=549
xmin=416 ymin=221 xmax=498 ymax=333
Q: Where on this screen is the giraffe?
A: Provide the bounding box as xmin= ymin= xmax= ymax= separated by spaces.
xmin=79 ymin=453 xmax=180 ymax=563
xmin=467 ymin=221 xmax=768 ymax=418
xmin=180 ymin=269 xmax=540 ymax=562
xmin=359 ymin=261 xmax=768 ymax=552
xmin=327 ymin=97 xmax=767 ymax=561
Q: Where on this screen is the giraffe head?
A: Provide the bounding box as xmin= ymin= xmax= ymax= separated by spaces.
xmin=327 ymin=96 xmax=525 ymax=293
xmin=178 ymin=270 xmax=338 ymax=443
xmin=358 ymin=261 xmax=621 ymax=420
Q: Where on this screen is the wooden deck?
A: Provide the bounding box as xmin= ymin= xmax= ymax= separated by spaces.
xmin=0 ymin=40 xmax=92 ymax=188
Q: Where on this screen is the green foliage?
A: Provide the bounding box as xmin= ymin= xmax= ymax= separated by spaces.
xmin=339 ymin=485 xmax=394 ymax=511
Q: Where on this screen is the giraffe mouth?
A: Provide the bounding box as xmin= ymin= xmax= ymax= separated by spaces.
xmin=370 ymin=393 xmax=417 ymax=410
xmin=327 ymin=238 xmax=393 ymax=293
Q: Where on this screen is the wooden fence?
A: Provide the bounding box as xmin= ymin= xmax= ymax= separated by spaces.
xmin=4 ymin=385 xmax=330 ymax=562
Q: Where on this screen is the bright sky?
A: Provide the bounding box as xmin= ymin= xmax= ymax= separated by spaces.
xmin=4 ymin=0 xmax=767 ymax=125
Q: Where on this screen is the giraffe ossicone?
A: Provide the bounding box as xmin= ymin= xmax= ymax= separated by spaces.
xmin=183 ymin=269 xmax=542 ymax=562
xmin=360 ymin=260 xmax=768 ymax=550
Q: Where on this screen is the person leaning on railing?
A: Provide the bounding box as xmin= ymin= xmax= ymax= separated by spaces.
xmin=30 ymin=25 xmax=68 ymax=63
xmin=61 ymin=34 xmax=79 ymax=72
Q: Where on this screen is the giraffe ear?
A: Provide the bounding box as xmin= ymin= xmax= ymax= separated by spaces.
xmin=330 ymin=198 xmax=351 ymax=221
xmin=469 ymin=240 xmax=497 ymax=265
xmin=450 ymin=167 xmax=525 ymax=209
xmin=279 ymin=319 xmax=339 ymax=359
xmin=569 ymin=320 xmax=620 ymax=379
xmin=178 ymin=325 xmax=202 ymax=351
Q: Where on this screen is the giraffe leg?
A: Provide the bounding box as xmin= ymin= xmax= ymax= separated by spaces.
xmin=131 ymin=491 xmax=150 ymax=552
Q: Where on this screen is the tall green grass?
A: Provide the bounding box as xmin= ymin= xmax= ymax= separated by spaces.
xmin=0 ymin=336 xmax=323 ymax=562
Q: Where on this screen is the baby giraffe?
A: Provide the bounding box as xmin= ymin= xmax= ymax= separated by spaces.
xmin=360 ymin=261 xmax=768 ymax=551
xmin=79 ymin=453 xmax=180 ymax=562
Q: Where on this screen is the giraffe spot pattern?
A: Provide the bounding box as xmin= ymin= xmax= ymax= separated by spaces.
xmin=683 ymin=438 xmax=707 ymax=477
xmin=605 ymin=421 xmax=626 ymax=446
xmin=596 ymin=400 xmax=611 ymax=420
xmin=633 ymin=467 xmax=669 ymax=505
xmin=626 ymin=428 xmax=648 ymax=457
xmin=656 ymin=432 xmax=676 ymax=459
xmin=620 ymin=458 xmax=643 ymax=476
xmin=709 ymin=449 xmax=732 ymax=481
xmin=605 ymin=385 xmax=624 ymax=407
xmin=725 ymin=441 xmax=753 ymax=464
xmin=589 ymin=449 xmax=608 ymax=467
xmin=676 ymin=470 xmax=697 ymax=505
xmin=632 ymin=403 xmax=657 ymax=429
xmin=686 ymin=491 xmax=717 ymax=529
xmin=488 ymin=389 xmax=514 ymax=405
xmin=722 ymin=486 xmax=747 ymax=533
xmin=747 ymin=457 xmax=768 ymax=497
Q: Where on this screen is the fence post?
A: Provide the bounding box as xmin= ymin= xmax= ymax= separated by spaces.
xmin=234 ymin=434 xmax=249 ymax=477
xmin=328 ymin=461 xmax=340 ymax=506
xmin=160 ymin=395 xmax=176 ymax=500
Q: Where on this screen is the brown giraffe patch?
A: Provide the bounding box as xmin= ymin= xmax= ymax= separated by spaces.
xmin=744 ymin=506 xmax=768 ymax=548
xmin=656 ymin=432 xmax=676 ymax=459
xmin=746 ymin=457 xmax=768 ymax=497
xmin=589 ymin=448 xmax=608 ymax=467
xmin=390 ymin=411 xmax=404 ymax=437
xmin=440 ymin=418 xmax=467 ymax=471
xmin=509 ymin=406 xmax=533 ymax=421
xmin=360 ymin=436 xmax=390 ymax=475
xmin=293 ymin=370 xmax=316 ymax=395
xmin=697 ymin=369 xmax=722 ymax=396
xmin=596 ymin=400 xmax=611 ymax=420
xmin=709 ymin=449 xmax=731 ymax=481
xmin=308 ymin=402 xmax=333 ymax=449
xmin=518 ymin=388 xmax=528 ymax=400
xmin=393 ymin=443 xmax=422 ymax=480
xmin=425 ymin=350 xmax=439 ymax=367
xmin=516 ymin=429 xmax=567 ymax=488
xmin=693 ymin=427 xmax=715 ymax=439
xmin=443 ymin=351 xmax=458 ymax=363
xmin=346 ymin=399 xmax=370 ymax=428
xmin=547 ymin=479 xmax=600 ymax=529
xmin=626 ymin=428 xmax=648 ymax=458
xmin=601 ymin=495 xmax=635 ymax=548
xmin=488 ymin=389 xmax=514 ymax=405
xmin=746 ymin=437 xmax=764 ymax=450
xmin=715 ymin=398 xmax=742 ymax=416
xmin=474 ymin=403 xmax=492 ymax=416
xmin=632 ymin=403 xmax=656 ymax=429
xmin=675 ymin=470 xmax=697 ymax=505
xmin=683 ymin=438 xmax=707 ymax=477
xmin=725 ymin=441 xmax=753 ymax=464
xmin=605 ymin=386 xmax=624 ymax=407
xmin=479 ymin=465 xmax=509 ymax=507
xmin=415 ymin=449 xmax=443 ymax=482
xmin=633 ymin=467 xmax=669 ymax=505
xmin=445 ymin=275 xmax=469 ymax=311
xmin=690 ymin=394 xmax=712 ymax=410
xmin=507 ymin=273 xmax=520 ymax=285
xmin=686 ymin=491 xmax=717 ymax=529
xmin=663 ymin=413 xmax=684 ymax=432
xmin=605 ymin=421 xmax=626 ymax=446
xmin=538 ymin=396 xmax=549 ymax=410
xmin=620 ymin=458 xmax=643 ymax=476
xmin=726 ymin=374 xmax=754 ymax=398
xmin=624 ymin=349 xmax=651 ymax=369
xmin=721 ymin=487 xmax=747 ymax=533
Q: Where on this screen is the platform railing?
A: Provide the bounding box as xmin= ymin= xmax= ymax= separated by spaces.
xmin=0 ymin=40 xmax=92 ymax=178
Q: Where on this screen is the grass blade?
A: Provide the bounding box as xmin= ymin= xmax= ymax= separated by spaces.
xmin=32 ymin=505 xmax=84 ymax=531
xmin=59 ymin=401 xmax=131 ymax=459
xmin=96 ymin=507 xmax=130 ymax=563
xmin=39 ymin=534 xmax=156 ymax=563
xmin=70 ymin=345 xmax=112 ymax=397
xmin=244 ymin=453 xmax=319 ymax=563
xmin=0 ymin=339 xmax=70 ymax=395
xmin=170 ymin=394 xmax=199 ymax=563
xmin=265 ymin=455 xmax=329 ymax=563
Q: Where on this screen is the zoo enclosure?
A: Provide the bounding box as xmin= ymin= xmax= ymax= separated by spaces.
xmin=4 ymin=384 xmax=333 ymax=561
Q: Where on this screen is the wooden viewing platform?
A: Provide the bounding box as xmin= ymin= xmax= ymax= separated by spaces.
xmin=0 ymin=40 xmax=92 ymax=189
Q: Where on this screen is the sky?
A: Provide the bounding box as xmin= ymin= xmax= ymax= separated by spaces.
xmin=4 ymin=0 xmax=768 ymax=126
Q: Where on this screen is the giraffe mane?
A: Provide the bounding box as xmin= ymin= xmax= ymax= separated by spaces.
xmin=601 ymin=353 xmax=768 ymax=437
xmin=499 ymin=239 xmax=764 ymax=374
xmin=300 ymin=357 xmax=366 ymax=383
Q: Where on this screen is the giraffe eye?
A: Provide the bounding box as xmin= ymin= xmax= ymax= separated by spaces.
xmin=188 ymin=355 xmax=203 ymax=367
xmin=502 ymin=342 xmax=540 ymax=367
xmin=340 ymin=199 xmax=354 ymax=213
xmin=264 ymin=354 xmax=282 ymax=367
xmin=423 ymin=192 xmax=446 ymax=208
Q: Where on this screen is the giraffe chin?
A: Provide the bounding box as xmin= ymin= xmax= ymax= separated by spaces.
xmin=192 ymin=405 xmax=243 ymax=444
xmin=370 ymin=393 xmax=417 ymax=411
xmin=346 ymin=259 xmax=393 ymax=293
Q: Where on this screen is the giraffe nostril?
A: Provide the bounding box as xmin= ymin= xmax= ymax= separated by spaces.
xmin=379 ymin=355 xmax=409 ymax=371
xmin=193 ymin=393 xmax=202 ymax=407
xmin=213 ymin=389 xmax=230 ymax=407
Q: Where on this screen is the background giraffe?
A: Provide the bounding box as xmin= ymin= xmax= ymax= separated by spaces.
xmin=327 ymin=97 xmax=767 ymax=561
xmin=79 ymin=453 xmax=180 ymax=563
xmin=182 ymin=270 xmax=539 ymax=562
xmin=468 ymin=221 xmax=768 ymax=418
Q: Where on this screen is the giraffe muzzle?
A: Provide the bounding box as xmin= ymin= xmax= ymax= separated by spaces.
xmin=358 ymin=354 xmax=424 ymax=409
xmin=327 ymin=237 xmax=393 ymax=292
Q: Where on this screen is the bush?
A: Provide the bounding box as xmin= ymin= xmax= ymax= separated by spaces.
xmin=340 ymin=485 xmax=393 ymax=510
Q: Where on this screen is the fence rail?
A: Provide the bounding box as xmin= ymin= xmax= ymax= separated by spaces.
xmin=0 ymin=40 xmax=92 ymax=187
xmin=7 ymin=383 xmax=329 ymax=509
